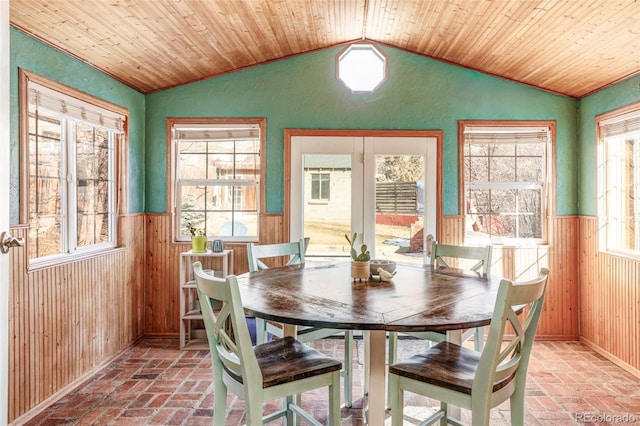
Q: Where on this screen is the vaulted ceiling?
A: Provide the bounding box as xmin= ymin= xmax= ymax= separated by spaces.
xmin=10 ymin=0 xmax=640 ymax=98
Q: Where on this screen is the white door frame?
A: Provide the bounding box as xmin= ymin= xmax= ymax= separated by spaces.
xmin=289 ymin=132 xmax=438 ymax=260
xmin=1 ymin=0 xmax=11 ymax=422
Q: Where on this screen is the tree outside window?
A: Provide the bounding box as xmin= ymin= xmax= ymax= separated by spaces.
xmin=461 ymin=122 xmax=552 ymax=244
xmin=171 ymin=118 xmax=265 ymax=242
xmin=22 ymin=71 xmax=124 ymax=265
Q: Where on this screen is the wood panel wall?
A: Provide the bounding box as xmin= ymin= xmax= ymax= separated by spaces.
xmin=144 ymin=213 xmax=282 ymax=337
xmin=441 ymin=215 xmax=579 ymax=340
xmin=579 ymin=216 xmax=640 ymax=375
xmin=10 ymin=211 xmax=639 ymax=423
xmin=8 ymin=214 xmax=146 ymax=423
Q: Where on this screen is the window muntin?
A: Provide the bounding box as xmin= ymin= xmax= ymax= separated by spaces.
xmin=172 ymin=121 xmax=262 ymax=242
xmin=24 ymin=76 xmax=123 ymax=266
xmin=598 ymin=106 xmax=640 ymax=255
xmin=463 ymin=125 xmax=550 ymax=244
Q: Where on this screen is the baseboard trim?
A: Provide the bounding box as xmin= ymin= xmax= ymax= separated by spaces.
xmin=580 ymin=337 xmax=640 ymax=380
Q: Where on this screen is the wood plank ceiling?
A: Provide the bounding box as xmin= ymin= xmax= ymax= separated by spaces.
xmin=9 ymin=0 xmax=640 ymax=98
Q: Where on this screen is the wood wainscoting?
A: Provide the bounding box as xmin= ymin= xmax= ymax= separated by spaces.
xmin=8 ymin=214 xmax=146 ymax=423
xmin=441 ymin=215 xmax=579 ymax=341
xmin=142 ymin=213 xmax=579 ymax=341
xmin=17 ymin=212 xmax=639 ymax=423
xmin=144 ymin=213 xmax=283 ymax=337
xmin=579 ymin=216 xmax=640 ymax=376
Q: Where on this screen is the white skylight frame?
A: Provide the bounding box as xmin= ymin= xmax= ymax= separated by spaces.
xmin=337 ymin=43 xmax=387 ymax=93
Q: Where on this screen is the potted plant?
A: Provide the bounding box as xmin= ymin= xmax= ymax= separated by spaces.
xmin=186 ymin=221 xmax=208 ymax=253
xmin=345 ymin=232 xmax=370 ymax=281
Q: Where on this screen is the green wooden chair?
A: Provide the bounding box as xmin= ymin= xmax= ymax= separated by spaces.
xmin=426 ymin=241 xmax=493 ymax=347
xmin=388 ymin=267 xmax=549 ymax=426
xmin=387 ymin=241 xmax=493 ymax=407
xmin=429 ymin=241 xmax=493 ymax=276
xmin=193 ymin=261 xmax=342 ymax=426
xmin=246 ymin=238 xmax=355 ymax=407
xmin=389 ymin=240 xmax=492 ymax=361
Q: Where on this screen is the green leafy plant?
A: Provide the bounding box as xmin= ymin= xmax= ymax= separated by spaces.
xmin=345 ymin=232 xmax=370 ymax=261
xmin=185 ymin=221 xmax=205 ymax=237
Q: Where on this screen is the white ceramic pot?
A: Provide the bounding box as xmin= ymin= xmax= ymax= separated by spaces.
xmin=370 ymin=259 xmax=397 ymax=276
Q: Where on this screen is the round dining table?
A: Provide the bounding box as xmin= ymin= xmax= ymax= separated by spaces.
xmin=236 ymin=261 xmax=502 ymax=426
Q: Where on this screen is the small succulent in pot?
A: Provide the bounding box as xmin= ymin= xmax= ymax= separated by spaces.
xmin=345 ymin=232 xmax=370 ymax=261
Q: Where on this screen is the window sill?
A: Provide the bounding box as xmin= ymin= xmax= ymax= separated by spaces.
xmin=27 ymin=246 xmax=127 ymax=272
xmin=600 ymin=248 xmax=640 ymax=262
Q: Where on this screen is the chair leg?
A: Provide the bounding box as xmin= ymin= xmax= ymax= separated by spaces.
xmin=285 ymin=395 xmax=294 ymax=425
xmin=387 ymin=332 xmax=398 ymax=409
xmin=343 ymin=330 xmax=354 ymax=407
xmin=510 ymin=388 xmax=526 ymax=426
xmin=470 ymin=399 xmax=491 ymax=426
xmin=440 ymin=402 xmax=448 ymax=426
xmin=213 ymin=361 xmax=227 ymax=426
xmin=363 ymin=331 xmax=370 ymax=395
xmin=329 ymin=371 xmax=341 ymax=426
xmin=388 ymin=373 xmax=403 ymax=426
xmin=474 ymin=326 xmax=484 ymax=351
xmin=255 ymin=318 xmax=266 ymax=344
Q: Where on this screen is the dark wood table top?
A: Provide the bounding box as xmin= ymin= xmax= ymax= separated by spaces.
xmin=236 ymin=261 xmax=501 ymax=333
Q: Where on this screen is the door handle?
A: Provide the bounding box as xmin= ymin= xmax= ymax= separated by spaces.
xmin=1 ymin=231 xmax=24 ymax=254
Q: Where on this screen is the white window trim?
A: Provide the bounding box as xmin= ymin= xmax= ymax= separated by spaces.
xmin=460 ymin=121 xmax=554 ymax=246
xmin=168 ymin=118 xmax=266 ymax=244
xmin=20 ymin=70 xmax=126 ymax=269
xmin=597 ymin=104 xmax=640 ymax=257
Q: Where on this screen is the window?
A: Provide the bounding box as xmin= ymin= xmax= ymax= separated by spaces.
xmin=311 ymin=173 xmax=330 ymax=201
xmin=461 ymin=121 xmax=553 ymax=244
xmin=20 ymin=71 xmax=126 ymax=266
xmin=170 ymin=118 xmax=265 ymax=242
xmin=337 ymin=44 xmax=387 ymax=93
xmin=597 ymin=104 xmax=640 ymax=255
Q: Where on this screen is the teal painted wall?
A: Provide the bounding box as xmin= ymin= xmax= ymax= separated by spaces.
xmin=578 ymin=75 xmax=640 ymax=216
xmin=9 ymin=29 xmax=580 ymax=219
xmin=9 ymin=28 xmax=146 ymax=222
xmin=146 ymin=45 xmax=578 ymax=216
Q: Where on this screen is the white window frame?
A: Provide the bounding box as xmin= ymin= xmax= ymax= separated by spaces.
xmin=597 ymin=103 xmax=640 ymax=257
xmin=310 ymin=172 xmax=330 ymax=201
xmin=460 ymin=121 xmax=554 ymax=245
xmin=20 ymin=70 xmax=126 ymax=268
xmin=169 ymin=118 xmax=265 ymax=243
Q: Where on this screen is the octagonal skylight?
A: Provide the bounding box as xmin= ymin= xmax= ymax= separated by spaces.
xmin=337 ymin=44 xmax=387 ymax=93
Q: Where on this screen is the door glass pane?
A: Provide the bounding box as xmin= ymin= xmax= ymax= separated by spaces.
xmin=302 ymin=155 xmax=351 ymax=262
xmin=374 ymin=155 xmax=424 ymax=264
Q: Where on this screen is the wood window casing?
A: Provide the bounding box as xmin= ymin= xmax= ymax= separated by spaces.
xmin=166 ymin=117 xmax=266 ymax=243
xmin=458 ymin=120 xmax=556 ymax=245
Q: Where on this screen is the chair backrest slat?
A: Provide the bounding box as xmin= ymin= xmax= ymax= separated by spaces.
xmin=473 ymin=268 xmax=549 ymax=396
xmin=193 ymin=262 xmax=262 ymax=387
xmin=429 ymin=241 xmax=492 ymax=276
xmin=247 ymin=239 xmax=306 ymax=272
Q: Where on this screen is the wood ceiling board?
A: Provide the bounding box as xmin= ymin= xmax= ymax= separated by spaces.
xmin=9 ymin=0 xmax=640 ymax=97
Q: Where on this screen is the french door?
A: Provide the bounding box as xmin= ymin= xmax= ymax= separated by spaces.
xmin=290 ymin=134 xmax=437 ymax=265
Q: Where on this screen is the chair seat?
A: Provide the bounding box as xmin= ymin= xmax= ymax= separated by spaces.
xmin=225 ymin=336 xmax=342 ymax=388
xmin=389 ymin=341 xmax=514 ymax=395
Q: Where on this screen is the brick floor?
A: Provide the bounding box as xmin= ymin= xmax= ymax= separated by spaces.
xmin=21 ymin=338 xmax=640 ymax=425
